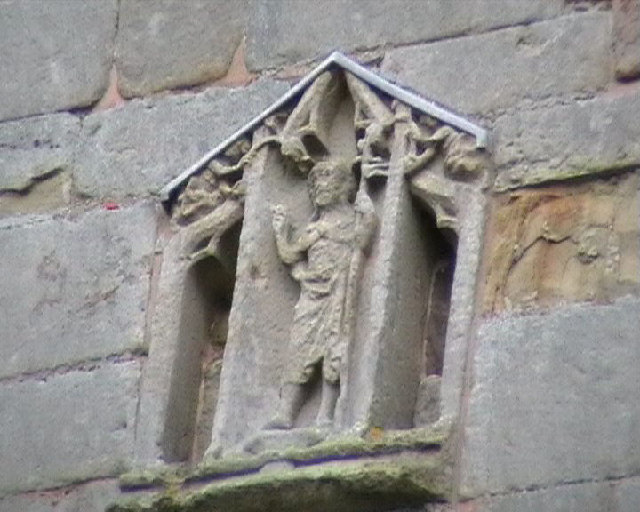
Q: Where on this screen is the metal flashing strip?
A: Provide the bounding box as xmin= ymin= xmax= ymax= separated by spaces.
xmin=161 ymin=52 xmax=489 ymax=202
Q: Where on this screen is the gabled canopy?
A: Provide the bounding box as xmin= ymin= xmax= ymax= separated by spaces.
xmin=161 ymin=52 xmax=489 ymax=203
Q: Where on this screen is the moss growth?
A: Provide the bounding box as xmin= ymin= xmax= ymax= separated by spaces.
xmin=112 ymin=424 xmax=454 ymax=511
xmin=279 ymin=425 xmax=449 ymax=462
xmin=109 ymin=459 xmax=450 ymax=512
xmin=120 ymin=423 xmax=452 ymax=490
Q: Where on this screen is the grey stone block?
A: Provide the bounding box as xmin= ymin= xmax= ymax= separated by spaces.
xmin=613 ymin=0 xmax=640 ymax=80
xmin=0 ymin=113 xmax=80 ymax=192
xmin=0 ymin=479 xmax=120 ymax=512
xmin=382 ymin=13 xmax=611 ymax=116
xmin=0 ymin=203 xmax=156 ymax=379
xmin=474 ymin=481 xmax=618 ymax=512
xmin=75 ymin=79 xmax=289 ymax=198
xmin=0 ymin=362 xmax=140 ymax=495
xmin=116 ymin=0 xmax=248 ymax=97
xmin=0 ymin=0 xmax=117 ymax=121
xmin=618 ymin=478 xmax=640 ymax=512
xmin=461 ymin=297 xmax=640 ymax=495
xmin=492 ymin=88 xmax=640 ymax=190
xmin=247 ymin=0 xmax=563 ymax=70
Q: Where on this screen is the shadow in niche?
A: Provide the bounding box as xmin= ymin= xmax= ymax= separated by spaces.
xmin=163 ymin=222 xmax=241 ymax=464
xmin=413 ymin=200 xmax=456 ymax=428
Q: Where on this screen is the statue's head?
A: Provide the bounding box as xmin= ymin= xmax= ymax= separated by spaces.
xmin=308 ymin=160 xmax=356 ymax=208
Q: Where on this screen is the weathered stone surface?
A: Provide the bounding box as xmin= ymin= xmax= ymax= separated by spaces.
xmin=116 ymin=0 xmax=248 ymax=97
xmin=0 ymin=479 xmax=120 ymax=512
xmin=473 ymin=481 xmax=621 ymax=512
xmin=108 ymin=455 xmax=451 ymax=512
xmin=0 ymin=169 xmax=74 ymax=216
xmin=247 ymin=0 xmax=563 ymax=70
xmin=75 ymin=79 xmax=289 ymax=198
xmin=0 ymin=114 xmax=80 ymax=215
xmin=439 ymin=189 xmax=488 ymax=422
xmin=492 ymin=86 xmax=640 ymax=190
xmin=0 ymin=113 xmax=80 ymax=192
xmin=0 ymin=204 xmax=155 ymax=379
xmin=618 ymin=478 xmax=640 ymax=511
xmin=461 ymin=297 xmax=640 ymax=495
xmin=0 ymin=362 xmax=139 ymax=495
xmin=382 ymin=13 xmax=611 ymax=115
xmin=471 ymin=477 xmax=640 ymax=511
xmin=0 ymin=0 xmax=117 ymax=121
xmin=483 ymin=173 xmax=640 ymax=313
xmin=613 ymin=0 xmax=640 ymax=80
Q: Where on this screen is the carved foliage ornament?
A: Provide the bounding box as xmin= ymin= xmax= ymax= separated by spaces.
xmin=173 ymin=71 xmax=487 ymax=235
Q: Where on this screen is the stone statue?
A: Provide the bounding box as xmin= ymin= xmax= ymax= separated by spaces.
xmin=267 ymin=159 xmax=377 ymax=429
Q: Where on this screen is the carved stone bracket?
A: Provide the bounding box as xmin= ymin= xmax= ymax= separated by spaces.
xmin=116 ymin=52 xmax=490 ymax=512
xmin=136 ymin=56 xmax=490 ymax=484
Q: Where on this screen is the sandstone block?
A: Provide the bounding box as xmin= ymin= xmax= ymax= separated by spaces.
xmin=483 ymin=174 xmax=640 ymax=313
xmin=613 ymin=0 xmax=640 ymax=80
xmin=247 ymin=0 xmax=563 ymax=70
xmin=0 ymin=114 xmax=80 ymax=214
xmin=461 ymin=298 xmax=640 ymax=495
xmin=0 ymin=480 xmax=120 ymax=512
xmin=382 ymin=13 xmax=611 ymax=115
xmin=0 ymin=362 xmax=139 ymax=495
xmin=492 ymin=87 xmax=640 ymax=190
xmin=0 ymin=114 xmax=80 ymax=193
xmin=0 ymin=203 xmax=156 ymax=379
xmin=0 ymin=0 xmax=117 ymax=121
xmin=116 ymin=0 xmax=248 ymax=97
xmin=75 ymin=79 xmax=289 ymax=198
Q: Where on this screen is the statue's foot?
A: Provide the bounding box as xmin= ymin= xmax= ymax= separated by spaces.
xmin=203 ymin=442 xmax=222 ymax=461
xmin=263 ymin=415 xmax=293 ymax=430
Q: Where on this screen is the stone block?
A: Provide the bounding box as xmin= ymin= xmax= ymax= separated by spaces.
xmin=116 ymin=0 xmax=248 ymax=97
xmin=473 ymin=481 xmax=618 ymax=512
xmin=0 ymin=362 xmax=140 ymax=495
xmin=0 ymin=114 xmax=80 ymax=192
xmin=613 ymin=0 xmax=640 ymax=80
xmin=0 ymin=479 xmax=120 ymax=512
xmin=0 ymin=203 xmax=156 ymax=379
xmin=0 ymin=0 xmax=117 ymax=121
xmin=492 ymin=86 xmax=640 ymax=190
xmin=247 ymin=0 xmax=563 ymax=70
xmin=461 ymin=297 xmax=640 ymax=495
xmin=617 ymin=478 xmax=640 ymax=512
xmin=75 ymin=79 xmax=289 ymax=198
xmin=382 ymin=12 xmax=611 ymax=116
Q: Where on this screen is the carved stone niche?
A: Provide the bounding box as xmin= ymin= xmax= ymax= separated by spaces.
xmin=129 ymin=55 xmax=489 ymax=508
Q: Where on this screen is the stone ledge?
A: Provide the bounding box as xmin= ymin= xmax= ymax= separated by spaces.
xmin=112 ymin=426 xmax=453 ymax=512
xmin=112 ymin=460 xmax=447 ymax=512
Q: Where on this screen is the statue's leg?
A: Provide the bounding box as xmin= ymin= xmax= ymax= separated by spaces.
xmin=264 ymin=382 xmax=304 ymax=429
xmin=315 ymin=379 xmax=339 ymax=428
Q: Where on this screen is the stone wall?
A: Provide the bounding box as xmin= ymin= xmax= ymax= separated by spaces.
xmin=1 ymin=1 xmax=639 ymax=511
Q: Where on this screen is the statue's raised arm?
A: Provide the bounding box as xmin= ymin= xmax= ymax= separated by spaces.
xmin=354 ymin=187 xmax=377 ymax=252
